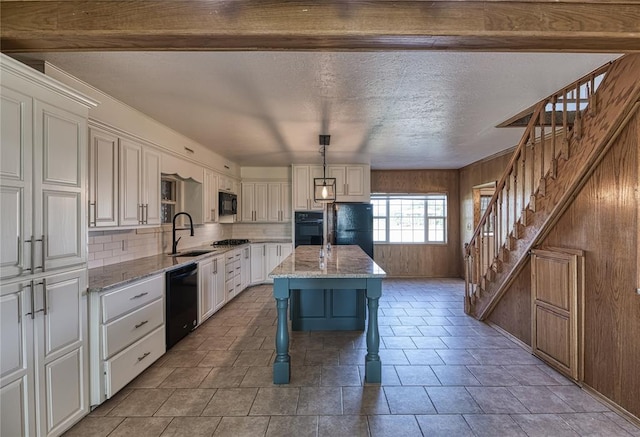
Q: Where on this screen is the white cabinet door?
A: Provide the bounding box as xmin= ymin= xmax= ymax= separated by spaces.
xmin=292 ymin=165 xmax=324 ymax=211
xmin=0 ymin=282 xmax=35 ymax=437
xmin=280 ymin=244 xmax=293 ymax=261
xmin=292 ymin=166 xmax=310 ymax=211
xmin=37 ymin=269 xmax=88 ymax=437
xmin=265 ymin=244 xmax=280 ymax=280
xmin=250 ymin=244 xmax=266 ymax=284
xmin=142 ymin=147 xmax=161 ymax=225
xmin=35 ymin=101 xmax=88 ymax=272
xmin=88 ymin=127 xmax=118 ymax=228
xmin=203 ymin=170 xmax=218 ymax=223
xmin=118 ymin=139 xmax=143 ymax=226
xmin=345 ymin=165 xmax=367 ymax=198
xmin=281 ymin=183 xmax=292 ymax=222
xmin=267 ymin=183 xmax=281 ymax=222
xmin=267 ymin=183 xmax=290 ymax=222
xmin=242 ymin=183 xmax=268 ymax=222
xmin=328 ymin=166 xmax=346 ymax=197
xmin=212 ymin=257 xmax=226 ymax=312
xmin=241 ymin=247 xmax=251 ymax=290
xmin=254 ymin=183 xmax=268 ymax=222
xmin=198 ymin=258 xmax=215 ymax=324
xmin=241 ymin=183 xmax=255 ymax=222
xmin=1 ymin=87 xmax=33 ymax=280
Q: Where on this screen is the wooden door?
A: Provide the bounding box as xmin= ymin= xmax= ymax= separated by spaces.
xmin=531 ymin=248 xmax=584 ymax=381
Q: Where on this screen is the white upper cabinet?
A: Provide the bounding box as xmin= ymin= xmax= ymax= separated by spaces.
xmin=88 ymin=127 xmax=118 ymax=228
xmin=293 ymin=164 xmax=370 ymax=210
xmin=241 ymin=182 xmax=268 ymax=222
xmin=292 ymin=165 xmax=324 ymax=211
xmin=1 ymin=59 xmax=94 ymax=279
xmin=203 ymin=169 xmax=218 ymax=223
xmin=267 ymin=182 xmax=291 ymax=222
xmin=1 ymin=87 xmax=33 ymax=279
xmin=142 ymin=147 xmax=161 ymax=225
xmin=242 ymin=182 xmax=288 ymax=222
xmin=327 ymin=164 xmax=370 ymax=202
xmin=117 ymin=136 xmax=161 ymax=227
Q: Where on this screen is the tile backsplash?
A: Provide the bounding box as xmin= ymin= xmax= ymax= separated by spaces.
xmin=88 ymin=222 xmax=292 ymax=269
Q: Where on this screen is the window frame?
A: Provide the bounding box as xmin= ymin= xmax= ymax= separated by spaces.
xmin=372 ymin=193 xmax=448 ymax=245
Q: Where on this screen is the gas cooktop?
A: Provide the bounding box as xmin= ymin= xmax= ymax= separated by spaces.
xmin=211 ymin=239 xmax=250 ymax=247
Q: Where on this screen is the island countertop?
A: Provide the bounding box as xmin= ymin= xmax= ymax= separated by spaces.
xmin=269 ymin=245 xmax=386 ymax=279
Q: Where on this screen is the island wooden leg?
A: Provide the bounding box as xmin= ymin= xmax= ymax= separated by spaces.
xmin=273 ymin=295 xmax=290 ymax=384
xmin=365 ymin=279 xmax=382 ymax=383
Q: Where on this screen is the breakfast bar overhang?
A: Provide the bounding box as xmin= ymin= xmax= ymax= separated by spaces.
xmin=269 ymin=245 xmax=386 ymax=384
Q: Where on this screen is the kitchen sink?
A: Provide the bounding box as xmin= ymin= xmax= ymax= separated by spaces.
xmin=171 ymin=249 xmax=216 ymax=257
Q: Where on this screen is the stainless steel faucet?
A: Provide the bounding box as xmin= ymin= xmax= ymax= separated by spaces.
xmin=171 ymin=212 xmax=194 ymax=255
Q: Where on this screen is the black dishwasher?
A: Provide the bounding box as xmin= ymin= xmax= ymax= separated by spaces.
xmin=165 ymin=263 xmax=198 ymax=349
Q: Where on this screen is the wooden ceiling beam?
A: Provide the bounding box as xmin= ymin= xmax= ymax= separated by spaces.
xmin=2 ymin=1 xmax=640 ymax=52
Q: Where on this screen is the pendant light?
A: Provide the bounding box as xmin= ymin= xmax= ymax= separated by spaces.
xmin=313 ymin=134 xmax=336 ymax=203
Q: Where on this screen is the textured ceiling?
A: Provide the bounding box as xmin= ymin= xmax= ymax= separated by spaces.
xmin=16 ymin=52 xmax=619 ymax=169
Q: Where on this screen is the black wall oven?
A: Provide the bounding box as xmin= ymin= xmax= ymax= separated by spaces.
xmin=294 ymin=211 xmax=323 ymax=247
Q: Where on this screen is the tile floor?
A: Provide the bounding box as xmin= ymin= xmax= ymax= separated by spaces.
xmin=64 ymin=278 xmax=640 ymax=437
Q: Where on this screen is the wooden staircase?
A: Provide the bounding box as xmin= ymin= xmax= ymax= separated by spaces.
xmin=465 ymin=54 xmax=640 ymax=320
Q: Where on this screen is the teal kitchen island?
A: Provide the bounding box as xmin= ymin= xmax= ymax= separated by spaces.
xmin=269 ymin=245 xmax=386 ymax=384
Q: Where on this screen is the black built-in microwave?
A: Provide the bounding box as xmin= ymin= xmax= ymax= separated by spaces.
xmin=219 ymin=191 xmax=237 ymax=216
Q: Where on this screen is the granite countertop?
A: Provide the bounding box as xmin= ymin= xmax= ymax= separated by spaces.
xmin=269 ymin=245 xmax=386 ymax=279
xmin=88 ymin=238 xmax=293 ymax=293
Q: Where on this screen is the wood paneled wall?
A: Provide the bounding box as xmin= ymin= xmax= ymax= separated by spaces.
xmin=371 ymin=170 xmax=460 ymax=277
xmin=489 ymin=109 xmax=640 ymax=418
xmin=459 ymin=149 xmax=513 ymax=273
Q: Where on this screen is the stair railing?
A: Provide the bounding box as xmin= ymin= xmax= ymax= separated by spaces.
xmin=464 ymin=63 xmax=612 ymax=312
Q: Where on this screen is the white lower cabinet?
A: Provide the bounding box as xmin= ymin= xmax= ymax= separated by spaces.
xmin=241 ymin=246 xmax=251 ymax=290
xmin=265 ymin=243 xmax=293 ymax=283
xmin=198 ymin=255 xmax=225 ymax=324
xmin=225 ymin=250 xmax=243 ymax=300
xmin=250 ymin=244 xmax=266 ymax=284
xmin=89 ymin=274 xmax=165 ymax=406
xmin=0 ymin=268 xmax=88 ymax=437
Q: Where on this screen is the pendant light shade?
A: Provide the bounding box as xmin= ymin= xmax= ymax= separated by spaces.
xmin=313 ymin=134 xmax=336 ymax=203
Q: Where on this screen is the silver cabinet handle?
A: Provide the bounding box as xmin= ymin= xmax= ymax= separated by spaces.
xmin=145 ymin=204 xmax=149 ymax=224
xmin=89 ymin=201 xmax=97 ymax=227
xmin=137 ymin=351 xmax=151 ymax=362
xmin=24 ymin=281 xmax=35 ymax=319
xmin=41 ymin=236 xmax=46 ymax=273
xmin=135 ymin=320 xmax=149 ymax=329
xmin=263 ymin=245 xmax=265 ymax=256
xmin=24 ymin=235 xmax=36 ymax=273
xmin=130 ymin=292 xmax=148 ymax=300
xmin=34 ymin=279 xmax=46 ymax=315
xmin=42 ymin=278 xmax=47 ymax=315
xmin=137 ymin=204 xmax=142 ymax=224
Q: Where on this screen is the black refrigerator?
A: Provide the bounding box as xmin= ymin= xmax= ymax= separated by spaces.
xmin=330 ymin=202 xmax=374 ymax=258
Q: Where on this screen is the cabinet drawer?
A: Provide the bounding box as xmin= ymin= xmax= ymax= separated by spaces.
xmin=101 ymin=275 xmax=163 ymax=323
xmin=104 ymin=326 xmax=165 ymax=398
xmin=102 ymin=298 xmax=164 ymax=359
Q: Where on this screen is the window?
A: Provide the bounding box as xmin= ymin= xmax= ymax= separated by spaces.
xmin=372 ymin=194 xmax=447 ymax=243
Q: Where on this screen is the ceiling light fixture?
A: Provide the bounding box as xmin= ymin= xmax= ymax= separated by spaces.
xmin=313 ymin=134 xmax=336 ymax=203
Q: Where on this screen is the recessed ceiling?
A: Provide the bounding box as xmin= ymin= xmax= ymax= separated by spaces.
xmin=15 ymin=51 xmax=618 ymax=169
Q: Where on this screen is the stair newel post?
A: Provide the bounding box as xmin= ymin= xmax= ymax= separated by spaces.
xmin=539 ymin=106 xmax=546 ymax=196
xmin=464 ymin=244 xmax=471 ymax=310
xmin=551 ymin=94 xmax=558 ymax=178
